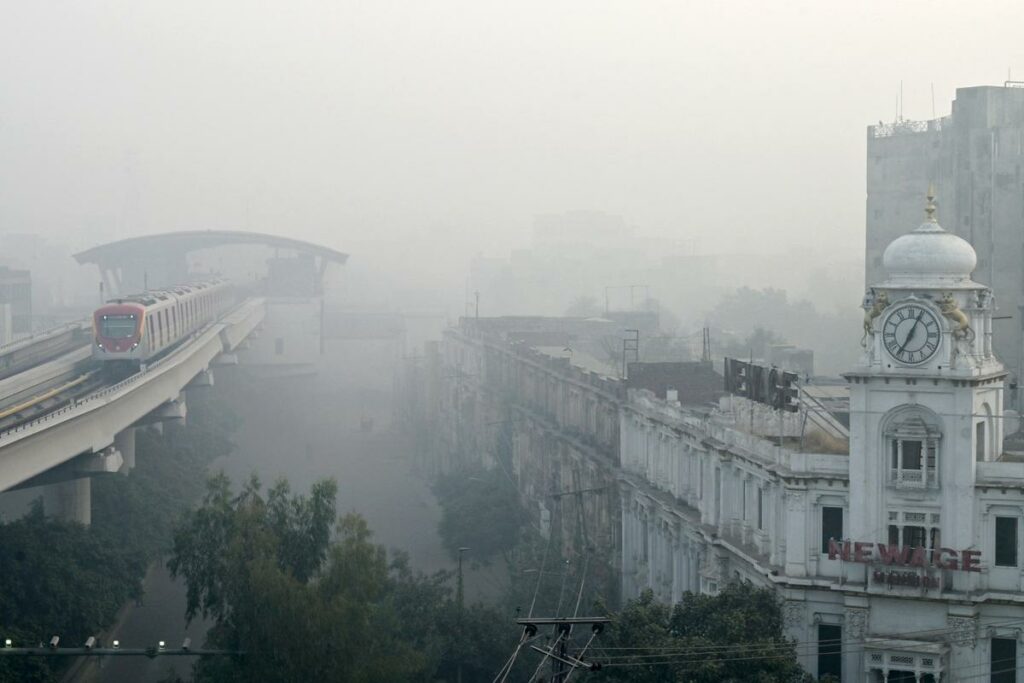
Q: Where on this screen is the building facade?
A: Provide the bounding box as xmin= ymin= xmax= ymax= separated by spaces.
xmin=436 ymin=318 xmax=626 ymax=600
xmin=623 ymin=199 xmax=1024 ymax=681
xmin=867 ymin=84 xmax=1024 ymax=406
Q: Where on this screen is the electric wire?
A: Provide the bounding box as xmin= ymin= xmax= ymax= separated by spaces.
xmin=527 ymin=526 xmax=555 ymax=619
xmin=561 ymin=629 xmax=600 ymax=683
xmin=493 ymin=630 xmax=543 ymax=683
xmin=571 ymin=550 xmax=590 ymax=619
xmin=553 ymin=558 xmax=571 ymax=617
xmin=525 ymin=631 xmax=566 ymax=683
xmin=594 ymin=620 xmax=1024 ymax=673
xmin=587 ymin=616 xmax=1024 ymax=662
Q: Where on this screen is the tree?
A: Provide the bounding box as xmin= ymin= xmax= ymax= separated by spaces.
xmin=593 ymin=583 xmax=810 ymax=682
xmin=433 ymin=465 xmax=527 ymax=563
xmin=169 ymin=473 xmax=520 ymax=682
xmin=0 ymin=502 xmax=145 ymax=683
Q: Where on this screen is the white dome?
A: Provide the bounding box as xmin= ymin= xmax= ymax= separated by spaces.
xmin=882 ymin=219 xmax=977 ymax=286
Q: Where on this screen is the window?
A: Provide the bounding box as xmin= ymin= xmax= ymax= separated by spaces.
xmin=817 ymin=624 xmax=842 ymax=680
xmin=821 ymin=506 xmax=843 ymax=553
xmin=977 ymin=422 xmax=987 ymax=462
xmin=893 ymin=439 xmax=923 ymax=470
xmin=100 ymin=314 xmax=137 ymax=339
xmin=996 ymin=517 xmax=1018 ymax=567
xmin=757 ymin=488 xmax=764 ymax=531
xmin=887 ymin=413 xmax=941 ymax=489
xmin=640 ymin=513 xmax=649 ymax=562
xmin=715 ymin=468 xmax=722 ymax=523
xmin=903 ymin=525 xmax=926 ymax=549
xmin=888 ymin=511 xmax=941 ymax=551
xmin=275 ymin=337 xmax=285 ymax=355
xmin=698 ymin=458 xmax=704 ymax=500
xmin=991 ymin=637 xmax=1017 ymax=683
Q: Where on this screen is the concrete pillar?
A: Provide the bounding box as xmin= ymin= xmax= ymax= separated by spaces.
xmin=115 ymin=428 xmax=136 ymax=473
xmin=52 ymin=478 xmax=90 ymax=526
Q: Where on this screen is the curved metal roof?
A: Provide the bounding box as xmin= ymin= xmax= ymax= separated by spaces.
xmin=74 ymin=230 xmax=348 ymax=266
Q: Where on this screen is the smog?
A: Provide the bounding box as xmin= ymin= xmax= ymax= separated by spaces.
xmin=0 ymin=2 xmax=1021 ymax=681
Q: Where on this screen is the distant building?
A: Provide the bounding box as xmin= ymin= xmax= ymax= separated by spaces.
xmin=767 ymin=344 xmax=814 ymax=377
xmin=0 ymin=267 xmax=32 ymax=338
xmin=866 ymin=84 xmax=1024 ymax=404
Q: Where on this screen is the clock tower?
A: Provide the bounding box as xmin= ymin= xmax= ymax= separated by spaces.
xmin=847 ymin=188 xmax=1004 ymax=584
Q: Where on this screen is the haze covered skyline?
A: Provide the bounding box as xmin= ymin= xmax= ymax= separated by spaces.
xmin=2 ymin=1 xmax=1023 ymax=278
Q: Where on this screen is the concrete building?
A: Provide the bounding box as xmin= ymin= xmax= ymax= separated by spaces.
xmin=622 ymin=198 xmax=1024 ymax=681
xmin=0 ymin=267 xmax=32 ymax=338
xmin=867 ymin=84 xmax=1024 ymax=406
xmin=424 ymin=316 xmax=732 ymax=604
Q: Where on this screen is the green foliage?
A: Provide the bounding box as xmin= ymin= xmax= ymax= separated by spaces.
xmin=593 ymin=583 xmax=810 ymax=683
xmin=0 ymin=503 xmax=144 ymax=682
xmin=169 ymin=474 xmax=520 ymax=683
xmin=0 ymin=391 xmax=239 ymax=683
xmin=91 ymin=394 xmax=238 ymax=561
xmin=433 ymin=465 xmax=527 ymax=563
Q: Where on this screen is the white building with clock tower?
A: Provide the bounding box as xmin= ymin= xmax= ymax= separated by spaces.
xmin=840 ymin=190 xmax=1018 ymax=681
xmin=618 ymin=190 xmax=1024 ymax=682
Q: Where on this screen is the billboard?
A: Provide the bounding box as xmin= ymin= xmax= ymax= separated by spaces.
xmin=723 ymin=358 xmax=799 ymax=412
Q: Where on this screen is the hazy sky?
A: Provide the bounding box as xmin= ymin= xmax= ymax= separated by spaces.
xmin=2 ymin=1 xmax=1023 ymax=273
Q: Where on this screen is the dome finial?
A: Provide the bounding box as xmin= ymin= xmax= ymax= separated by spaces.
xmin=925 ymin=183 xmax=938 ymax=223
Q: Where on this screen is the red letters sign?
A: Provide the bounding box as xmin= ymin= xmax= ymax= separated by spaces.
xmin=828 ymin=539 xmax=981 ymax=573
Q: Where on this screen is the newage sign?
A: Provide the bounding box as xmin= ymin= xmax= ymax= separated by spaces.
xmin=828 ymin=539 xmax=981 ymax=572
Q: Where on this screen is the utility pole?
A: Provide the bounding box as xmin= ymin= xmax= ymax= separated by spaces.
xmin=516 ymin=617 xmax=608 ymax=681
xmin=622 ymin=329 xmax=639 ymax=379
xmin=457 ymin=547 xmax=469 ymax=683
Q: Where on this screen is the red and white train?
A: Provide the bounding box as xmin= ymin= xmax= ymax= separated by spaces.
xmin=93 ymin=280 xmax=233 ymax=365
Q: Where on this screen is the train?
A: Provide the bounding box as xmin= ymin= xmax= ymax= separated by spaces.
xmin=92 ymin=280 xmax=233 ymax=367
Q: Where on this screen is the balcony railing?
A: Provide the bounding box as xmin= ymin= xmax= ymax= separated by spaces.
xmin=890 ymin=468 xmax=937 ymax=489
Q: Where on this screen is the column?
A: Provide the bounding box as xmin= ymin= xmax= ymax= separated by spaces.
xmin=115 ymin=427 xmax=136 ymax=473
xmin=51 ymin=478 xmax=91 ymax=526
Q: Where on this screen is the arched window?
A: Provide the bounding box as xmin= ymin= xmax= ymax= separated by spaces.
xmin=884 ymin=408 xmax=942 ymax=490
xmin=977 ymin=403 xmax=993 ymax=462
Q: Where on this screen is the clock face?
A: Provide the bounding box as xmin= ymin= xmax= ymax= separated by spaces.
xmin=882 ymin=304 xmax=942 ymax=365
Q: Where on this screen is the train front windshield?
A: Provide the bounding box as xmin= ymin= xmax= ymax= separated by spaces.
xmin=100 ymin=314 xmax=138 ymax=339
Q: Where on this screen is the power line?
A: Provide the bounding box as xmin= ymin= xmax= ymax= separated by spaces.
xmin=590 ymin=615 xmax=1024 ymax=661
xmin=594 ymin=617 xmax=1024 ymax=672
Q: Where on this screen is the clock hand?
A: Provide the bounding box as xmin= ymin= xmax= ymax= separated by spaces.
xmin=897 ymin=311 xmax=925 ymax=354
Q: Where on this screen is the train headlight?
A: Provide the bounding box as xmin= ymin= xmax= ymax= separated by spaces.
xmin=131 ymin=343 xmax=138 ymax=349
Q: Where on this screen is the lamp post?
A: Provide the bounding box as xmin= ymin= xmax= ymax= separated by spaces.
xmin=457 ymin=547 xmax=470 ymax=683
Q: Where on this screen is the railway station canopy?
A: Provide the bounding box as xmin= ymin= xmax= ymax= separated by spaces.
xmin=74 ymin=230 xmax=348 ymax=296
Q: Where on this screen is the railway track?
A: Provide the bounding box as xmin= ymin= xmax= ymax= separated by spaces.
xmin=0 ymin=367 xmax=114 ymax=433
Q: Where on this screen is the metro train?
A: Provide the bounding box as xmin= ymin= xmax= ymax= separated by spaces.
xmin=92 ymin=280 xmax=233 ymax=367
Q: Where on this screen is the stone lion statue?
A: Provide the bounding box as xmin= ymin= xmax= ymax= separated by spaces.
xmin=940 ymin=292 xmax=973 ymax=341
xmin=862 ymin=290 xmax=890 ymax=346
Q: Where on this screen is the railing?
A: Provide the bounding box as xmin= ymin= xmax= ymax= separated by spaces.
xmin=890 ymin=468 xmax=934 ymax=489
xmin=0 ymin=305 xmax=251 ymax=443
xmin=870 ymin=117 xmax=947 ymax=138
xmin=0 ymin=320 xmax=88 ymax=353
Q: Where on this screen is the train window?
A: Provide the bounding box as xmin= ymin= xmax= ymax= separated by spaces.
xmin=100 ymin=314 xmax=137 ymax=339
